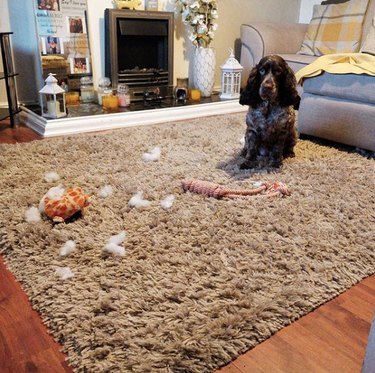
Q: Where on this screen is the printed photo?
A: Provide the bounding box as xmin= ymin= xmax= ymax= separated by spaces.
xmin=68 ymin=16 xmax=85 ymax=34
xmin=37 ymin=0 xmax=60 ymax=11
xmin=69 ymin=57 xmax=90 ymax=74
xmin=42 ymin=36 xmax=63 ymax=55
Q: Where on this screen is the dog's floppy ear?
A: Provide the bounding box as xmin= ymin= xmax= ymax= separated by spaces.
xmin=239 ymin=66 xmax=261 ymax=108
xmin=279 ymin=64 xmax=300 ymax=109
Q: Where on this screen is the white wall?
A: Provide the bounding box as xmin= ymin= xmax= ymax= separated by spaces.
xmin=299 ymin=0 xmax=320 ymax=23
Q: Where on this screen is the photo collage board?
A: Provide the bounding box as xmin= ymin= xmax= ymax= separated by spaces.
xmin=35 ymin=0 xmax=92 ymax=82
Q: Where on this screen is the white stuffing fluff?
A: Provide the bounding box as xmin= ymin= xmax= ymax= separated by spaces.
xmin=55 ymin=266 xmax=74 ymax=280
xmin=25 ymin=207 xmax=41 ymax=223
xmin=44 ymin=171 xmax=60 ymax=183
xmin=59 ymin=240 xmax=76 ymax=256
xmin=103 ymin=231 xmax=127 ymax=256
xmin=103 ymin=242 xmax=126 ymax=257
xmin=108 ymin=231 xmax=126 ymax=245
xmin=240 ymin=135 xmax=245 ymax=146
xmin=128 ymin=191 xmax=151 ymax=208
xmin=39 ymin=184 xmax=65 ymax=213
xmin=160 ymin=195 xmax=175 ymax=209
xmin=98 ymin=184 xmax=113 ymax=198
xmin=142 ymin=146 xmax=161 ymax=162
xmin=253 ymin=181 xmax=264 ymax=188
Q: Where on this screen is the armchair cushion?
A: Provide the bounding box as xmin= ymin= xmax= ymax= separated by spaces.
xmin=298 ymin=0 xmax=369 ymax=56
xmin=303 ymin=72 xmax=375 ymax=104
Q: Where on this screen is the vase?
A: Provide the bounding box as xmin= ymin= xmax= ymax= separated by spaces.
xmin=193 ymin=47 xmax=216 ymax=97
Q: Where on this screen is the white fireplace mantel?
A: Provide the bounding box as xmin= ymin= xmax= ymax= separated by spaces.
xmin=21 ymin=100 xmax=247 ymax=137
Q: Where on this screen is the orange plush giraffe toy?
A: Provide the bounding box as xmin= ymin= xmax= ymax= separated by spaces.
xmin=43 ymin=187 xmax=91 ymax=223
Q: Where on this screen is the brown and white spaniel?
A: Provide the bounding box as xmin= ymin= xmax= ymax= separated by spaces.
xmin=239 ymin=55 xmax=300 ymax=169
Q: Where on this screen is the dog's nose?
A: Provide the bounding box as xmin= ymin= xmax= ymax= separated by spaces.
xmin=262 ymin=76 xmax=275 ymax=89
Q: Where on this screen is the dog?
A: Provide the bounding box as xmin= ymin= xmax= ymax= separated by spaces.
xmin=239 ymin=55 xmax=300 ymax=169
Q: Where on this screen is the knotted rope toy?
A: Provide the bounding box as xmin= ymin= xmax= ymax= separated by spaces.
xmin=182 ymin=179 xmax=290 ymax=199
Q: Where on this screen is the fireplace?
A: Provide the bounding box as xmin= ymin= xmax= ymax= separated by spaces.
xmin=104 ymin=9 xmax=174 ymax=101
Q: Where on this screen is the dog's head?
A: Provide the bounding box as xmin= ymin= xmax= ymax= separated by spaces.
xmin=239 ymin=55 xmax=300 ymax=109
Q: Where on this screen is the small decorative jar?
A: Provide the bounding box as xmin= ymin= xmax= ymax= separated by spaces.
xmin=102 ymin=94 xmax=119 ymax=111
xmin=174 ymin=77 xmax=189 ymax=103
xmin=80 ymin=76 xmax=96 ymax=103
xmin=65 ymin=91 xmax=80 ymax=106
xmin=117 ymin=83 xmax=131 ymax=107
xmin=97 ymin=77 xmax=112 ymax=105
xmin=145 ymin=0 xmax=158 ymax=10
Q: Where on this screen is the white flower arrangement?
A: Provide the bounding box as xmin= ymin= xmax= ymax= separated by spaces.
xmin=175 ymin=0 xmax=218 ymax=48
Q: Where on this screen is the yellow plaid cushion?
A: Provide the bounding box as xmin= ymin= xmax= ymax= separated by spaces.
xmin=298 ymin=0 xmax=369 ymax=56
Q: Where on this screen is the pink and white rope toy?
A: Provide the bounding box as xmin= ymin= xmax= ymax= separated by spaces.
xmin=181 ymin=179 xmax=290 ymax=199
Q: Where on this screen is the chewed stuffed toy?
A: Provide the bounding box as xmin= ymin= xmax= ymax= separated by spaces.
xmin=43 ymin=187 xmax=90 ymax=223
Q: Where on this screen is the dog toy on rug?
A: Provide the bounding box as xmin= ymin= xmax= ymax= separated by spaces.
xmin=43 ymin=187 xmax=91 ymax=223
xmin=182 ymin=179 xmax=290 ymax=199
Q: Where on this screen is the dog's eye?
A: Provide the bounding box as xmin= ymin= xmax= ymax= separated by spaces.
xmin=273 ymin=68 xmax=282 ymax=75
xmin=259 ymin=68 xmax=266 ymax=75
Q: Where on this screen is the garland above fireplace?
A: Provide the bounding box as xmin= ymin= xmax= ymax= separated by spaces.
xmin=104 ymin=9 xmax=174 ymax=101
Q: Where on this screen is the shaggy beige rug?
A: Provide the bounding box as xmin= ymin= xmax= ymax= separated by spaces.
xmin=0 ymin=113 xmax=374 ymax=373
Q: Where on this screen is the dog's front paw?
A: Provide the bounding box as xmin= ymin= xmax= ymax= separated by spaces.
xmin=269 ymin=160 xmax=282 ymax=168
xmin=239 ymin=160 xmax=257 ymax=169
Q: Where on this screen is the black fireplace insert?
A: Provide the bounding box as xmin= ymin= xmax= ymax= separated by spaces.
xmin=104 ymin=9 xmax=174 ymax=101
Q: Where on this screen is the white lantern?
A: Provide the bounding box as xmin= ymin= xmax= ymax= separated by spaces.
xmin=220 ymin=49 xmax=243 ymax=100
xmin=39 ymin=73 xmax=67 ymax=118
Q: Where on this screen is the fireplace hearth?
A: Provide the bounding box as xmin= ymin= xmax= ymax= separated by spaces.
xmin=105 ymin=9 xmax=174 ymax=101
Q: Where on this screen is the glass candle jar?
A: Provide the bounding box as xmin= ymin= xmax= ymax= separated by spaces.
xmin=80 ymin=76 xmax=96 ymax=103
xmin=97 ymin=77 xmax=112 ymax=105
xmin=65 ymin=91 xmax=80 ymax=106
xmin=102 ymin=94 xmax=119 ymax=110
xmin=117 ymin=83 xmax=131 ymax=107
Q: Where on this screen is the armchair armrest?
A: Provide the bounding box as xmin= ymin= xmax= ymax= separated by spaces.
xmin=240 ymin=22 xmax=308 ymax=85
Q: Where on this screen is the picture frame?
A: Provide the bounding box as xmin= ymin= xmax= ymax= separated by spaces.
xmin=41 ymin=36 xmax=64 ymax=55
xmin=69 ymin=57 xmax=90 ymax=74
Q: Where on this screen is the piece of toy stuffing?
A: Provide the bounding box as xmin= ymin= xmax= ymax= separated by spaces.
xmin=128 ymin=191 xmax=151 ymax=208
xmin=39 ymin=184 xmax=65 ymax=213
xmin=55 ymin=266 xmax=74 ymax=280
xmin=142 ymin=146 xmax=161 ymax=162
xmin=161 ymin=195 xmax=175 ymax=209
xmin=103 ymin=231 xmax=126 ymax=256
xmin=98 ymin=185 xmax=113 ymax=198
xmin=59 ymin=240 xmax=76 ymax=256
xmin=25 ymin=207 xmax=41 ymax=223
xmin=44 ymin=171 xmax=60 ymax=183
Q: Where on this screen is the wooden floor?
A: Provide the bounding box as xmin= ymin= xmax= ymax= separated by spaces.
xmin=1 ymin=118 xmax=374 ymax=373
